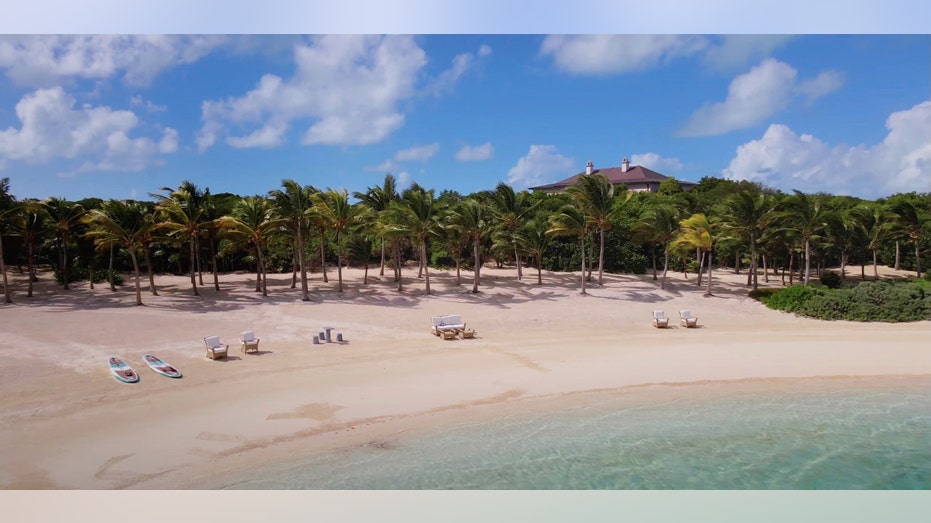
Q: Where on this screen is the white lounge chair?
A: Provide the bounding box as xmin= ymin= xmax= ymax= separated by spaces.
xmin=680 ymin=310 xmax=698 ymax=328
xmin=431 ymin=315 xmax=465 ymax=336
xmin=204 ymin=336 xmax=229 ymax=360
xmin=240 ymin=331 xmax=260 ymax=354
xmin=652 ymin=310 xmax=669 ymax=328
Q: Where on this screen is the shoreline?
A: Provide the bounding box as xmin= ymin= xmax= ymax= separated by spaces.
xmin=0 ymin=265 xmax=928 ymax=489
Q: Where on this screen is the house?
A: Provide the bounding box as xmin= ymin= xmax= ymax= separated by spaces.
xmin=529 ymin=158 xmax=695 ymax=194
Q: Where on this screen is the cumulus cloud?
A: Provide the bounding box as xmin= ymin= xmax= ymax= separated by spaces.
xmin=679 ymin=59 xmax=843 ymax=137
xmin=0 ymin=35 xmax=226 ymax=87
xmin=630 ymin=153 xmax=683 ymax=173
xmin=455 ymin=142 xmax=494 ymax=161
xmin=130 ymin=95 xmax=167 ymax=113
xmin=506 ymin=145 xmax=575 ymax=189
xmin=197 ymin=35 xmax=428 ymax=151
xmin=701 ymin=35 xmax=795 ymax=71
xmin=0 ymin=87 xmax=177 ymax=173
xmin=424 ymin=44 xmax=491 ymax=96
xmin=394 ymin=143 xmax=439 ymax=162
xmin=721 ymin=101 xmax=931 ymax=199
xmin=540 ymin=35 xmax=707 ymax=75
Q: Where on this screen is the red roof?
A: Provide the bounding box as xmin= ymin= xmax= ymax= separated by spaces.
xmin=530 ymin=165 xmax=694 ymax=192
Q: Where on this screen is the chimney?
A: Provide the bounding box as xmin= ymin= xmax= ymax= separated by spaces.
xmin=585 ymin=161 xmax=593 ymax=175
xmin=621 ymin=157 xmax=629 ymax=173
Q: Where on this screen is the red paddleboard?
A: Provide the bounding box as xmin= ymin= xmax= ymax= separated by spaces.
xmin=143 ymin=353 xmax=182 ymax=378
xmin=109 ymin=356 xmax=139 ymax=383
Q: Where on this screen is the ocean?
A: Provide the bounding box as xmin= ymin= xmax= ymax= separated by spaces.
xmin=220 ymin=375 xmax=931 ymax=489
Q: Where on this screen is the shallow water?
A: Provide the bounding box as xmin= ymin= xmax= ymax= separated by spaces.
xmin=223 ymin=376 xmax=931 ymax=489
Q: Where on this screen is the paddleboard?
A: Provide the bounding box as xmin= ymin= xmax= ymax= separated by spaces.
xmin=109 ymin=356 xmax=139 ymax=383
xmin=143 ymin=353 xmax=182 ymax=378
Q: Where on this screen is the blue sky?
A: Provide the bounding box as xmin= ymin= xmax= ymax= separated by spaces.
xmin=1 ymin=13 xmax=929 ymax=202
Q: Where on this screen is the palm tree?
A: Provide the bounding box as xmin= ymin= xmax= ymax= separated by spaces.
xmin=566 ymin=174 xmax=630 ymax=285
xmin=889 ymin=199 xmax=926 ymax=278
xmin=675 ymin=213 xmax=717 ymax=296
xmin=852 ymin=203 xmax=894 ymax=280
xmin=490 ymin=182 xmax=538 ymax=280
xmin=15 ymin=200 xmax=47 ymax=298
xmin=218 ymin=196 xmax=285 ymax=296
xmin=718 ymin=190 xmax=773 ymax=292
xmin=353 ymin=174 xmax=399 ymax=277
xmin=43 ymin=197 xmax=86 ymax=290
xmin=547 ymin=204 xmax=590 ymax=294
xmin=83 ymin=200 xmax=157 ymax=306
xmin=632 ymin=203 xmax=682 ymax=290
xmin=448 ymin=198 xmax=491 ymax=293
xmin=774 ymin=190 xmax=832 ymax=285
xmin=400 ymin=186 xmax=440 ymax=294
xmin=269 ymin=180 xmax=315 ymax=301
xmin=313 ymin=189 xmax=359 ymax=293
xmin=377 ymin=201 xmax=410 ymax=291
xmin=153 ymin=181 xmax=209 ymax=296
xmin=517 ymin=218 xmax=551 ymax=285
xmin=0 ymin=177 xmax=16 ymax=303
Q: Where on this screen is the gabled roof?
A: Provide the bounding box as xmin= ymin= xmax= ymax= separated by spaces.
xmin=530 ymin=165 xmax=694 ymax=192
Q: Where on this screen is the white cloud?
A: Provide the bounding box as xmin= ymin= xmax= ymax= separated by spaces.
xmin=394 ymin=143 xmax=439 ymax=162
xmin=455 ymin=142 xmax=494 ymax=161
xmin=424 ymin=44 xmax=491 ymax=96
xmin=506 ymin=145 xmax=575 ymax=189
xmin=797 ymin=70 xmax=845 ymax=103
xmin=540 ymin=35 xmax=708 ymax=75
xmin=130 ymin=95 xmax=167 ymax=113
xmin=721 ymin=101 xmax=931 ymax=199
xmin=0 ymin=87 xmax=176 ymax=173
xmin=630 ymin=153 xmax=683 ymax=173
xmin=679 ymin=59 xmax=843 ymax=137
xmin=0 ymin=35 xmax=226 ymax=87
xmin=701 ymin=35 xmax=795 ymax=70
xmin=365 ymin=159 xmax=400 ymax=173
xmin=198 ymin=35 xmax=427 ymax=151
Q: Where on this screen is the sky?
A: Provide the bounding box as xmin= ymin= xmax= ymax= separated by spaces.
xmin=1 ymin=6 xmax=929 ymax=203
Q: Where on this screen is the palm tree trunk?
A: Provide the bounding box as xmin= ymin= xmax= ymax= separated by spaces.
xmin=804 ymin=239 xmax=812 ymax=285
xmin=915 ymin=244 xmax=921 ymax=278
xmin=788 ymin=249 xmax=794 ymax=285
xmin=696 ymin=248 xmax=704 ymax=287
xmin=421 ymin=239 xmax=430 ymax=294
xmin=472 ymin=237 xmax=481 ymax=293
xmin=363 ymin=260 xmax=369 ymax=284
xmin=515 ymin=244 xmax=522 ymax=280
xmin=254 ymin=245 xmax=263 ymax=292
xmin=210 ymin=236 xmax=220 ymax=291
xmin=872 ymin=249 xmax=879 ymax=280
xmin=109 ymin=243 xmax=117 ymax=292
xmin=188 ymin=237 xmax=199 ymax=296
xmin=144 ymin=243 xmax=158 ymax=295
xmin=661 ymin=242 xmax=670 ymax=290
xmin=763 ymin=254 xmax=769 ymax=283
xmin=0 ymin=231 xmax=11 ymax=303
xmin=297 ymin=224 xmax=309 ymax=301
xmin=379 ymin=239 xmax=386 ymax=277
xmin=61 ymin=237 xmax=70 ymax=290
xmin=320 ymin=232 xmax=328 ymax=283
xmin=336 ymin=232 xmax=344 ymax=293
xmin=290 ymin=246 xmax=297 ymax=289
xmin=894 ymin=241 xmax=900 ymax=270
xmin=579 ymin=236 xmax=587 ymax=295
xmin=395 ymin=241 xmax=403 ymax=292
xmin=129 ymin=249 xmax=143 ymax=306
xmin=196 ymin=237 xmax=204 ymax=286
xmin=705 ymin=250 xmax=713 ymax=296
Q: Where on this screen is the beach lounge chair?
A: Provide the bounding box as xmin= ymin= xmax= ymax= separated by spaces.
xmin=431 ymin=315 xmax=465 ymax=336
xmin=204 ymin=336 xmax=229 ymax=360
xmin=680 ymin=310 xmax=698 ymax=328
xmin=652 ymin=310 xmax=669 ymax=328
xmin=240 ymin=331 xmax=260 ymax=354
xmin=440 ymin=329 xmax=459 ymax=340
xmin=459 ymin=328 xmax=476 ymax=339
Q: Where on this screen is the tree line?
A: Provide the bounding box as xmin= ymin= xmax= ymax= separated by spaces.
xmin=0 ymin=175 xmax=928 ymax=305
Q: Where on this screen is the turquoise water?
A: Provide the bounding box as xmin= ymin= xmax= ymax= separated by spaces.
xmin=223 ymin=376 xmax=931 ymax=489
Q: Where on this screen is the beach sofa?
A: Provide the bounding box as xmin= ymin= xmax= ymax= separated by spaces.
xmin=204 ymin=336 xmax=229 ymax=360
xmin=680 ymin=310 xmax=698 ymax=328
xmin=652 ymin=310 xmax=669 ymax=328
xmin=240 ymin=331 xmax=260 ymax=354
xmin=431 ymin=315 xmax=465 ymax=336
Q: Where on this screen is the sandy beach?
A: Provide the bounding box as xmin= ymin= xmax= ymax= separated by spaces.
xmin=0 ymin=264 xmax=927 ymax=489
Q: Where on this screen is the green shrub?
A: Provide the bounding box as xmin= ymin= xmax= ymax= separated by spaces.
xmin=761 ymin=285 xmax=820 ymax=312
xmin=765 ymin=280 xmax=931 ymax=322
xmin=819 ymin=271 xmax=842 ymax=289
xmin=748 ymin=288 xmax=780 ymax=301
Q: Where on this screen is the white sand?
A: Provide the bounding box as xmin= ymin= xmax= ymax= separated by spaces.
xmin=0 ymin=264 xmax=927 ymax=489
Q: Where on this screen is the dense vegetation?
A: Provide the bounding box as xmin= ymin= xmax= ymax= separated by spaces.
xmin=0 ymin=174 xmax=929 ymax=315
xmin=757 ymin=278 xmax=931 ymax=322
